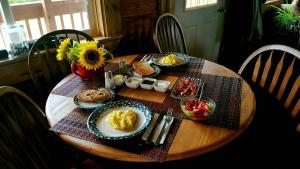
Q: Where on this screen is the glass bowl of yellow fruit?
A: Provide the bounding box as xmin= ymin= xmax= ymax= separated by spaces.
xmin=152 ymin=52 xmax=190 ymax=68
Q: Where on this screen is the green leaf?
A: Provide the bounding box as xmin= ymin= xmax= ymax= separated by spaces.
xmin=272 ymin=5 xmax=300 ymax=32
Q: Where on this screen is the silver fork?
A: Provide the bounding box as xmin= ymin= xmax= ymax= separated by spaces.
xmin=154 ymin=108 xmax=173 ymax=145
xmin=146 ymin=55 xmax=153 ymax=64
xmin=140 ymin=55 xmax=148 ymax=62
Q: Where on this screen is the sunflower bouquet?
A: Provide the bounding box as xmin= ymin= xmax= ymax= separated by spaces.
xmin=56 ymin=38 xmax=113 ymax=70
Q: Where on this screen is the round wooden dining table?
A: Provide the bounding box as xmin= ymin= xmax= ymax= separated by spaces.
xmin=46 ymin=54 xmax=256 ymax=162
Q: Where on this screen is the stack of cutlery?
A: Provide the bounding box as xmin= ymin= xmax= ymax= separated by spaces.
xmin=142 ymin=109 xmax=173 ymax=145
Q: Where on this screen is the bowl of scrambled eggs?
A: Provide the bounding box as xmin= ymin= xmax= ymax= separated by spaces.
xmin=87 ymin=100 xmax=152 ymax=140
xmin=159 ymin=54 xmax=182 ymax=65
xmin=152 ymin=52 xmax=190 ymax=67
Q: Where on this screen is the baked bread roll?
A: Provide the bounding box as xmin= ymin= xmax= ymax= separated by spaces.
xmin=132 ymin=61 xmax=155 ymax=76
xmin=77 ymin=88 xmax=111 ymax=102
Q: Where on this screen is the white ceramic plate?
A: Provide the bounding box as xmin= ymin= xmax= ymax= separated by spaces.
xmin=87 ymin=100 xmax=152 ymax=140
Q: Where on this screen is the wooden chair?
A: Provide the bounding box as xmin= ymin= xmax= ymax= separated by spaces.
xmin=153 ymin=13 xmax=188 ymax=54
xmin=0 ymin=86 xmax=105 ymax=169
xmin=28 ymin=29 xmax=93 ymax=104
xmin=232 ymin=44 xmax=300 ymax=165
xmin=238 ymin=44 xmax=299 ymax=131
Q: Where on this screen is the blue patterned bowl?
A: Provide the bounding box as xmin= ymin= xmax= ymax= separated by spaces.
xmin=151 ymin=52 xmax=190 ymax=68
xmin=87 ymin=100 xmax=153 ymax=140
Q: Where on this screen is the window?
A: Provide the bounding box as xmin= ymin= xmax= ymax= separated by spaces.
xmin=0 ymin=0 xmax=91 ymax=49
xmin=185 ymin=0 xmax=217 ymax=9
xmin=0 ymin=0 xmax=122 ymax=55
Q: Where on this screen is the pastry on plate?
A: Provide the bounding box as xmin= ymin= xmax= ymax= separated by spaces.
xmin=77 ymin=88 xmax=111 ymax=102
xmin=132 ymin=61 xmax=155 ymax=76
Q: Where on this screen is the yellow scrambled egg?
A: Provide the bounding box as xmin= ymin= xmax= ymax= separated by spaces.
xmin=160 ymin=54 xmax=182 ymax=65
xmin=107 ymin=109 xmax=137 ymax=131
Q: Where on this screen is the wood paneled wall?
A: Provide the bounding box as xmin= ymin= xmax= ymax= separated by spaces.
xmin=116 ymin=0 xmax=159 ymax=55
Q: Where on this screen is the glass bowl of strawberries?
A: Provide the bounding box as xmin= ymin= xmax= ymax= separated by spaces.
xmin=180 ymin=96 xmax=216 ymax=121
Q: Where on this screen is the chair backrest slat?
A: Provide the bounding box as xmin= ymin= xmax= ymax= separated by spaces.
xmin=260 ymin=51 xmax=273 ymax=88
xmin=285 ymin=75 xmax=300 ymax=109
xmin=291 ymin=99 xmax=300 ymax=118
xmin=39 ymin=55 xmax=53 ymax=87
xmin=169 ymin=17 xmax=175 ymax=51
xmin=252 ymin=54 xmax=261 ymax=83
xmin=276 ymin=57 xmax=296 ymax=100
xmin=162 ymin=18 xmax=169 ymax=51
xmin=269 ymin=52 xmax=285 ymax=93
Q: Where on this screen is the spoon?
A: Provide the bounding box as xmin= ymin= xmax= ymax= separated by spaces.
xmin=198 ymin=81 xmax=205 ymax=102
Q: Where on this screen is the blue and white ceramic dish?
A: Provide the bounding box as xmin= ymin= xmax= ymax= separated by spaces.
xmin=151 ymin=52 xmax=190 ymax=67
xmin=87 ymin=100 xmax=153 ymax=140
xmin=74 ymin=89 xmax=115 ymax=110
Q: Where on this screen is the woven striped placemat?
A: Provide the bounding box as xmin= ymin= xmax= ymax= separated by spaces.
xmin=50 ymin=107 xmax=181 ymax=161
xmin=122 ymin=74 xmax=242 ymax=129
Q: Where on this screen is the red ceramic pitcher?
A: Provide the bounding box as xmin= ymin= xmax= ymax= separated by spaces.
xmin=71 ymin=61 xmax=103 ymax=80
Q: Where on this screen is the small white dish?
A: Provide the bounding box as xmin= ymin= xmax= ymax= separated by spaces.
xmin=154 ymin=80 xmax=170 ymax=92
xmin=113 ymin=74 xmax=127 ymax=86
xmin=125 ymin=77 xmax=142 ymax=89
xmin=140 ymin=78 xmax=156 ymax=90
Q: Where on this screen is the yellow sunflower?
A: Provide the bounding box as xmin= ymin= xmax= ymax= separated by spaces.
xmin=78 ymin=41 xmax=106 ymax=70
xmin=56 ymin=38 xmax=71 ymax=60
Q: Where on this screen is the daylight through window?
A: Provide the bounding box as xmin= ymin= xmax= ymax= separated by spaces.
xmin=0 ymin=0 xmax=90 ymax=49
xmin=186 ymin=0 xmax=217 ymax=9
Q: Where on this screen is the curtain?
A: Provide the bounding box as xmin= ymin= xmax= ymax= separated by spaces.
xmin=87 ymin=0 xmax=108 ymax=37
xmin=219 ymin=0 xmax=264 ymax=71
xmin=88 ymin=0 xmax=122 ymax=37
xmin=249 ymin=0 xmax=263 ymax=41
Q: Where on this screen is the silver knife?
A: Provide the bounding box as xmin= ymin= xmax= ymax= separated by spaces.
xmin=142 ymin=111 xmax=166 ymax=142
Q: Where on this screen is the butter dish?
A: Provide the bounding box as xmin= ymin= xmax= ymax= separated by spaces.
xmin=125 ymin=77 xmax=142 ymax=89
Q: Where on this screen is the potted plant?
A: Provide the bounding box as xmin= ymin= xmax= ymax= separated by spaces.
xmin=272 ymin=0 xmax=300 ymax=33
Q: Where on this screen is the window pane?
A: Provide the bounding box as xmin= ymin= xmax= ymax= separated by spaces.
xmin=48 ymin=0 xmax=89 ymax=31
xmin=82 ymin=11 xmax=90 ymax=30
xmin=28 ymin=18 xmax=41 ymax=39
xmin=8 ymin=0 xmax=41 ymax=4
xmin=73 ymin=13 xmax=83 ymax=30
xmin=0 ymin=0 xmax=91 ymax=50
xmin=186 ymin=0 xmax=217 ymax=9
xmin=4 ymin=0 xmax=89 ymax=38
